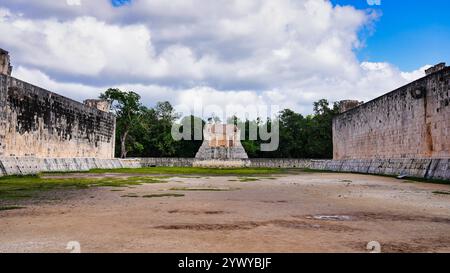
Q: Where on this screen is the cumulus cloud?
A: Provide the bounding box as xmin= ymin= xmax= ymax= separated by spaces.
xmin=401 ymin=65 xmax=432 ymax=82
xmin=13 ymin=66 xmax=274 ymax=119
xmin=1 ymin=0 xmax=430 ymax=117
xmin=13 ymin=66 xmax=99 ymax=101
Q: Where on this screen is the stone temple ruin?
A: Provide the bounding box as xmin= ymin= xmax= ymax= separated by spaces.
xmin=0 ymin=49 xmax=12 ymax=76
xmin=194 ymin=122 xmax=249 ymax=167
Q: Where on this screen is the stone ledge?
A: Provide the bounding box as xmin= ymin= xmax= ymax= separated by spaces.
xmin=193 ymin=160 xmax=251 ymax=168
xmin=0 ymin=157 xmax=448 ymax=181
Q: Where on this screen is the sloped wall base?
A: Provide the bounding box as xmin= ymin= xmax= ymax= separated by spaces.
xmin=0 ymin=157 xmax=448 ymax=181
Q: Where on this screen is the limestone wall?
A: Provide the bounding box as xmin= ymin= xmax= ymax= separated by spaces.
xmin=333 ymin=66 xmax=450 ymax=160
xmin=0 ymin=157 xmax=448 ymax=180
xmin=250 ymin=158 xmax=311 ymax=168
xmin=0 ymin=157 xmax=140 ymax=176
xmin=0 ymin=74 xmax=116 ymax=159
xmin=0 ymin=157 xmax=193 ymax=175
xmin=139 ymin=157 xmax=195 ymax=167
xmin=0 ymin=49 xmax=12 ymax=76
xmin=250 ymin=158 xmax=448 ymax=180
xmin=308 ymin=158 xmax=450 ymax=181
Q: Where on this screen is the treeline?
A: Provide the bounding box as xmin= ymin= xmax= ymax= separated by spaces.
xmin=101 ymin=89 xmax=339 ymax=159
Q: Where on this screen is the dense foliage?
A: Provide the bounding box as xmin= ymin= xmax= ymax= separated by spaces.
xmin=100 ymin=89 xmax=339 ymax=159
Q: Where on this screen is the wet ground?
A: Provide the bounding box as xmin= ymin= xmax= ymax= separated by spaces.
xmin=1 ymin=172 xmax=449 ymax=253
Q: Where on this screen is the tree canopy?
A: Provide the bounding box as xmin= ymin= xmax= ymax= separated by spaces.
xmin=101 ymin=88 xmax=339 ymax=159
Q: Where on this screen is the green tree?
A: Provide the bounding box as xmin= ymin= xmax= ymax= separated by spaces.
xmin=100 ymin=88 xmax=146 ymax=158
xmin=277 ymin=109 xmax=305 ymax=158
xmin=125 ymin=107 xmax=155 ymax=157
xmin=99 ymin=87 xmax=339 ymax=160
xmin=136 ymin=101 xmax=181 ymax=157
xmin=308 ymin=99 xmax=339 ymax=158
xmin=154 ymin=102 xmax=180 ymax=156
xmin=174 ymin=115 xmax=205 ymax=157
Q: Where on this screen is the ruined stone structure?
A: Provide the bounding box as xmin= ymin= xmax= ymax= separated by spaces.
xmin=0 ymin=49 xmax=116 ymax=159
xmin=83 ymin=99 xmax=112 ymax=112
xmin=337 ymin=100 xmax=364 ymax=114
xmin=329 ymin=63 xmax=450 ymax=180
xmin=425 ymin=63 xmax=446 ymax=75
xmin=195 ymin=123 xmax=248 ymax=160
xmin=0 ymin=49 xmax=12 ymax=76
xmin=333 ymin=63 xmax=450 ymax=160
xmin=194 ymin=123 xmax=248 ymax=167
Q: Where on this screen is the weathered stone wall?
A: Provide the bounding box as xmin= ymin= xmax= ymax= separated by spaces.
xmin=250 ymin=158 xmax=311 ymax=168
xmin=0 ymin=157 xmax=193 ymax=175
xmin=307 ymin=158 xmax=449 ymax=181
xmin=0 ymin=157 xmax=448 ymax=180
xmin=0 ymin=74 xmax=115 ymax=158
xmin=0 ymin=157 xmax=138 ymax=176
xmin=252 ymin=158 xmax=449 ymax=180
xmin=140 ymin=157 xmax=195 ymax=167
xmin=0 ymin=49 xmax=12 ymax=76
xmin=333 ymin=66 xmax=450 ymax=160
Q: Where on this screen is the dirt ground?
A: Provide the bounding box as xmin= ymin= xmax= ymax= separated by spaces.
xmin=1 ymin=172 xmax=450 ymax=253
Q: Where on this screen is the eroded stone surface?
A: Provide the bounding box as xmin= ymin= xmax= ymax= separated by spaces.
xmin=0 ymin=74 xmax=115 ymax=159
xmin=0 ymin=49 xmax=12 ymax=76
xmin=195 ymin=123 xmax=248 ymax=161
xmin=333 ymin=64 xmax=450 ymax=160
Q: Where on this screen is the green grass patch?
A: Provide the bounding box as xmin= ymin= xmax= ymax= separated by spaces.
xmin=0 ymin=175 xmax=168 ymax=201
xmin=169 ymin=187 xmax=239 ymax=192
xmin=0 ymin=206 xmax=26 ymax=211
xmin=401 ymin=177 xmax=450 ymax=185
xmin=85 ymin=167 xmax=285 ymax=176
xmin=238 ymin=177 xmax=261 ymax=182
xmin=142 ymin=193 xmax=185 ymax=198
xmin=432 ymin=191 xmax=450 ymax=195
xmin=229 ymin=176 xmax=278 ymax=182
xmin=300 ymin=168 xmax=337 ymax=174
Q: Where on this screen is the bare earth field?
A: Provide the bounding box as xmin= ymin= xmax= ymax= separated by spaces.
xmin=1 ymin=171 xmax=450 ymax=253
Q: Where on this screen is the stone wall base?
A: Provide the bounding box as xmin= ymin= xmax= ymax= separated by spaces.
xmin=193 ymin=160 xmax=251 ymax=168
xmin=0 ymin=157 xmax=140 ymax=176
xmin=0 ymin=157 xmax=448 ymax=181
xmin=250 ymin=158 xmax=449 ymax=181
xmin=312 ymin=158 xmax=450 ymax=181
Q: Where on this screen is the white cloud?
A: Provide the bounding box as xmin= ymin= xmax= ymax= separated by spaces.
xmin=401 ymin=65 xmax=432 ymax=82
xmin=1 ymin=15 xmax=158 ymax=77
xmin=1 ymin=1 xmax=431 ymax=117
xmin=66 ymin=0 xmax=82 ymax=6
xmin=13 ymin=66 xmax=100 ymax=101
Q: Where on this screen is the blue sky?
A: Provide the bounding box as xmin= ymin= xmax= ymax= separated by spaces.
xmin=331 ymin=0 xmax=450 ymax=70
xmin=111 ymin=0 xmax=132 ymax=7
xmin=0 ymin=0 xmax=448 ymax=116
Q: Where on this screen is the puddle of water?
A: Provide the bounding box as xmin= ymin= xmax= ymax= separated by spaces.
xmin=310 ymin=215 xmax=352 ymax=221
